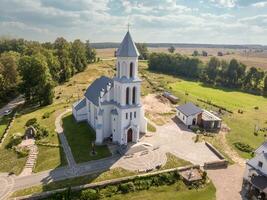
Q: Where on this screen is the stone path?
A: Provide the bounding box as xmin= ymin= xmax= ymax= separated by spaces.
xmin=0 ymin=174 xmax=14 ymax=200
xmin=20 ymin=144 xmax=38 ymax=177
xmin=55 ymin=109 xmax=77 ymax=169
xmin=113 ymin=145 xmax=167 ymax=172
xmin=0 ymin=95 xmax=24 ymax=117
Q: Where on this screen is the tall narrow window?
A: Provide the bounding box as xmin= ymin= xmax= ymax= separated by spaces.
xmin=130 ymin=62 xmax=134 ymax=78
xmin=130 ymin=112 xmax=132 ymax=120
xmin=132 ymin=87 xmax=136 ymax=104
xmin=117 ymin=62 xmax=120 ymax=77
xmin=126 ymin=87 xmax=130 ymax=105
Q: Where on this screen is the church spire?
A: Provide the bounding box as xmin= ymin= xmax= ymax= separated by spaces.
xmin=116 ymin=31 xmax=140 ymax=57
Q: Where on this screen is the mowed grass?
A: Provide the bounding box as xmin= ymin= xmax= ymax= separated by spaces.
xmin=106 ymin=182 xmax=216 ymax=200
xmin=11 ymin=167 xmax=136 ymax=197
xmin=1 ymin=103 xmax=68 ymax=174
xmin=62 ymin=113 xmax=111 ymax=163
xmin=169 ymin=80 xmax=267 ymax=159
xmin=0 ymin=113 xmax=12 ymax=138
xmin=161 ymin=153 xmax=192 ymax=170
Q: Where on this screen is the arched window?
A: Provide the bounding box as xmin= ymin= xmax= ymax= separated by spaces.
xmin=126 ymin=87 xmax=130 ymax=105
xmin=130 ymin=62 xmax=134 ymax=78
xmin=117 ymin=62 xmax=120 ymax=77
xmin=132 ymin=87 xmax=136 ymax=104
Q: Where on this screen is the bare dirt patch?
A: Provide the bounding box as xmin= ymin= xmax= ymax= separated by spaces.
xmin=142 ymin=94 xmax=176 ymax=126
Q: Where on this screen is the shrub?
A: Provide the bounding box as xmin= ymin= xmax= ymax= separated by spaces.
xmin=25 ymin=118 xmax=37 ymax=127
xmin=119 ymin=182 xmax=135 ymax=193
xmin=100 ymin=185 xmax=118 ymax=197
xmin=6 ymin=135 xmax=22 ymax=148
xmin=134 ymin=179 xmax=152 ymax=190
xmin=35 ymin=127 xmax=49 ymax=140
xmin=14 ymin=147 xmax=28 ymax=158
xmin=42 ymin=112 xmax=51 ymax=119
xmin=234 ymin=142 xmax=254 ymax=153
xmin=80 ymin=189 xmax=100 ymax=200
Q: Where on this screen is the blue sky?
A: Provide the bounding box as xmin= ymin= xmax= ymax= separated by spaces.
xmin=0 ymin=0 xmax=267 ymax=44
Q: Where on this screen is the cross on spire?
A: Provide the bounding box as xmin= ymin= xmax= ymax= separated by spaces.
xmin=127 ymin=22 xmax=130 ymax=31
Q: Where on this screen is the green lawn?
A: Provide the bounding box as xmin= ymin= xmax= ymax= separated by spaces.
xmin=0 ymin=113 xmax=12 ymax=138
xmin=62 ymin=113 xmax=111 ymax=163
xmin=169 ymin=80 xmax=267 ymax=159
xmin=161 ymin=153 xmax=192 ymax=170
xmin=11 ymin=168 xmax=136 ymax=197
xmin=147 ymin=122 xmax=156 ymax=132
xmin=106 ymin=182 xmax=216 ymax=200
xmin=0 ymin=103 xmax=68 ymax=174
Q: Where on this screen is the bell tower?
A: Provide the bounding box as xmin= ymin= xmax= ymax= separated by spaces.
xmin=113 ymin=30 xmax=144 ymax=145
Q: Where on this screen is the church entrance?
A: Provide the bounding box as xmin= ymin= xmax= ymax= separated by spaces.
xmin=127 ymin=128 xmax=133 ymax=143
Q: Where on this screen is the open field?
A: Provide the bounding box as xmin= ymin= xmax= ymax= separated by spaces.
xmin=62 ymin=113 xmax=111 ymax=163
xmin=138 ymin=63 xmax=267 ymax=159
xmin=96 ymin=47 xmax=267 ymax=70
xmin=150 ymin=47 xmax=267 ymax=70
xmin=106 ymin=182 xmax=216 ymax=200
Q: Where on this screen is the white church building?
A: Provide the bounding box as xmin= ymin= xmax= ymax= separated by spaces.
xmin=72 ymin=31 xmax=147 ymax=145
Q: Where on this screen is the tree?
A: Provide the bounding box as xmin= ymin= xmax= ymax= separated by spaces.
xmin=244 ymin=67 xmax=264 ymax=91
xmin=18 ymin=54 xmax=54 ymax=105
xmin=85 ymin=40 xmax=96 ymax=63
xmin=192 ymin=50 xmax=199 ymax=56
xmin=263 ymin=75 xmax=267 ymax=96
xmin=225 ymin=59 xmax=246 ymax=87
xmin=42 ymin=49 xmax=61 ymax=82
xmin=54 ymin=37 xmax=73 ymax=82
xmin=202 ymin=51 xmax=208 ymax=56
xmin=136 ymin=43 xmax=149 ymax=60
xmin=168 ymin=46 xmax=175 ymax=53
xmin=206 ymin=57 xmax=220 ymax=83
xmin=71 ymin=39 xmax=87 ymax=72
xmin=0 ymin=51 xmax=20 ymax=88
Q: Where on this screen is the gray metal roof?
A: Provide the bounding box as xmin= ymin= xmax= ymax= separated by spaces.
xmin=84 ymin=76 xmax=113 ymax=106
xmin=116 ymin=31 xmax=140 ymax=57
xmin=73 ymin=98 xmax=86 ymax=111
xmin=176 ymin=102 xmax=203 ymax=117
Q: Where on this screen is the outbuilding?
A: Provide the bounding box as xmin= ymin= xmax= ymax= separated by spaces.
xmin=176 ymin=102 xmax=202 ymax=127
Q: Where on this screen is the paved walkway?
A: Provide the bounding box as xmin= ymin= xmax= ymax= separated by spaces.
xmin=208 ymin=164 xmax=246 ymax=200
xmin=0 ymin=95 xmax=24 ymax=117
xmin=55 ymin=109 xmax=76 ymax=168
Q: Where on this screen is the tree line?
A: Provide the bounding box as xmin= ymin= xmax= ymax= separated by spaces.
xmin=0 ymin=38 xmax=96 ymax=106
xmin=148 ymin=52 xmax=267 ymax=96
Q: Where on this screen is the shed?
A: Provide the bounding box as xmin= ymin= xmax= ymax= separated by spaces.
xmin=176 ymin=103 xmax=203 ymax=126
xmin=201 ymin=110 xmax=222 ymax=131
xmin=163 ymin=92 xmax=179 ymax=104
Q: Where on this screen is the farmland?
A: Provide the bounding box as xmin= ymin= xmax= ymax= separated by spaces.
xmin=96 ymin=47 xmax=267 ymax=70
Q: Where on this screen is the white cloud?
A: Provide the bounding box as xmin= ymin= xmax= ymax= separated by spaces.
xmin=209 ymin=0 xmax=237 ymax=8
xmin=252 ymin=1 xmax=267 ymax=8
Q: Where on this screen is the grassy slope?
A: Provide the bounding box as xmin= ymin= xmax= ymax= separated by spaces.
xmin=0 ymin=61 xmax=115 ymax=174
xmin=106 ymin=182 xmax=216 ymax=200
xmin=0 ymin=114 xmax=12 ymax=138
xmin=62 ymin=113 xmax=111 ymax=163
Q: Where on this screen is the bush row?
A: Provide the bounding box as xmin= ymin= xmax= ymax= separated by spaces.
xmin=197 ymin=98 xmax=233 ymax=114
xmin=46 ymin=170 xmax=187 ymax=200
